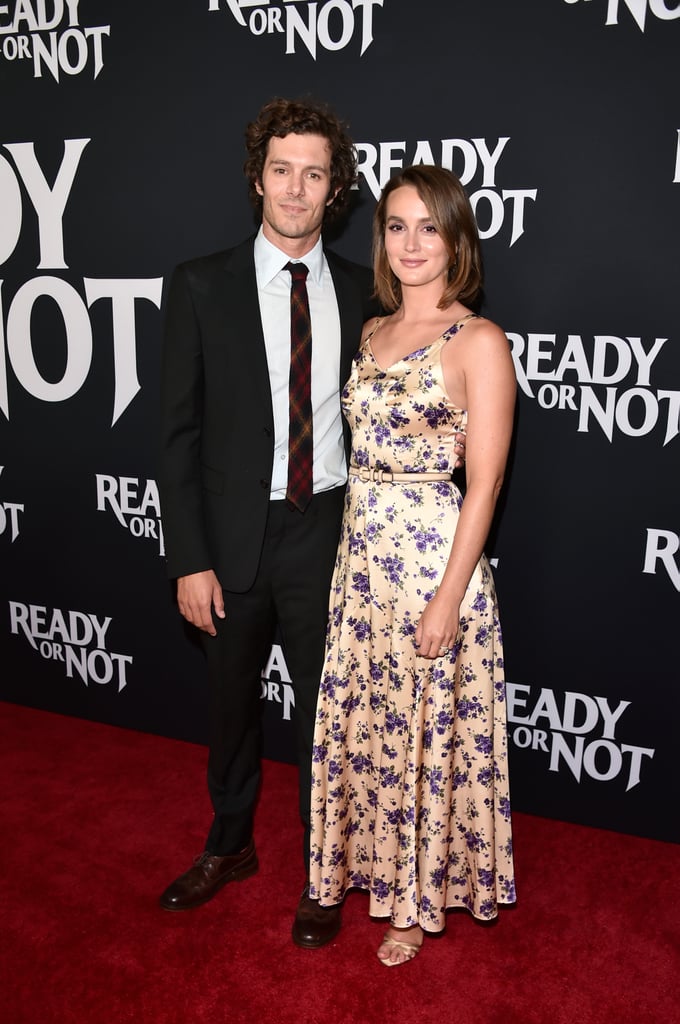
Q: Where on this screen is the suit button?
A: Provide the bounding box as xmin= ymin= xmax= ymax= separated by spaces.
xmin=263 ymin=426 xmax=272 ymax=437
xmin=260 ymin=479 xmax=270 ymax=490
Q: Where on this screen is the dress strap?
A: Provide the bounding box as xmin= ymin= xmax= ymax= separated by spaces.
xmin=363 ymin=317 xmax=383 ymax=343
xmin=450 ymin=312 xmax=480 ymax=331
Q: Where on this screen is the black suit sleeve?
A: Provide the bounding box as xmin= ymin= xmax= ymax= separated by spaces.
xmin=158 ymin=263 xmax=213 ymax=580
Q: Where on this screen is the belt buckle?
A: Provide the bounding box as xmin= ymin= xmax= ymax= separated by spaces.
xmin=355 ymin=465 xmax=393 ymax=483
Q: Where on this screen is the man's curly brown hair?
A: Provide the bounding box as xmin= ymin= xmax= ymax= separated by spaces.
xmin=244 ymin=97 xmax=357 ymax=226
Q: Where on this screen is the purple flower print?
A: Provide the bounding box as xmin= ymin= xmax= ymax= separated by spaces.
xmin=435 ymin=710 xmax=454 ymax=735
xmin=380 ymin=765 xmax=402 ymax=787
xmin=374 ymin=423 xmax=390 ymax=446
xmin=463 ymin=830 xmax=488 ymax=853
xmin=399 ymin=612 xmax=417 ymax=638
xmin=320 ymin=673 xmax=341 ymax=698
xmin=452 ymin=767 xmax=469 ymax=789
xmin=330 ymin=720 xmax=347 ymax=742
xmin=423 ymin=403 xmax=453 ymax=430
xmin=365 ymin=521 xmax=383 ymax=543
xmin=312 ymin=743 xmax=327 ymax=764
xmin=502 ymin=877 xmax=516 ymax=901
xmin=442 ymin=323 xmax=463 ymax=341
xmin=421 ymin=895 xmax=433 ymax=914
xmin=369 ymin=663 xmax=383 ymax=683
xmin=341 ymin=693 xmax=361 ymax=713
xmin=434 ymin=480 xmax=454 ymax=499
xmin=348 ymin=531 xmax=365 ymax=556
xmin=474 ymin=734 xmax=493 ymax=756
xmin=350 ymin=752 xmax=371 ymax=774
xmin=388 ymin=407 xmax=410 ymax=429
xmin=457 ymin=695 xmax=483 ymax=720
xmin=376 ymin=553 xmax=405 ymax=585
xmin=348 ymin=616 xmax=371 ymax=642
xmin=384 ymin=709 xmax=408 ymax=734
xmin=430 ymin=865 xmax=447 ymax=887
xmin=471 ymin=591 xmax=488 ymax=613
xmin=328 ymin=759 xmax=343 ymax=781
xmin=475 ymin=625 xmax=491 ymax=646
xmin=429 ymin=766 xmax=444 ymax=796
xmin=329 ymin=847 xmax=346 ymax=868
xmin=478 ymin=868 xmax=495 ymax=888
xmin=403 ymin=488 xmax=425 ymax=505
xmin=409 ymin=347 xmax=429 ymax=361
xmin=371 ymin=878 xmax=391 ymax=900
xmin=350 ymin=871 xmax=371 ymax=888
xmin=476 ymin=767 xmax=493 ymax=787
xmin=351 ymin=571 xmax=370 ymax=596
xmin=499 ymin=796 xmax=512 ymax=821
xmin=413 ymin=526 xmax=444 ymax=553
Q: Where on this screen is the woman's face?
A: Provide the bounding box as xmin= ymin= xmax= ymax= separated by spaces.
xmin=383 ymin=185 xmax=451 ymax=290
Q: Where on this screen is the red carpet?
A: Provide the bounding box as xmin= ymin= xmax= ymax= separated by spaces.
xmin=1 ymin=701 xmax=677 ymax=1024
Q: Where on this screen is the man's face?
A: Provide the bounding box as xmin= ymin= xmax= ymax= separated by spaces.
xmin=256 ymin=133 xmax=337 ymax=255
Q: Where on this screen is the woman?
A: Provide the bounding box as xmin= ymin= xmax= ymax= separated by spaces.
xmin=309 ymin=165 xmax=517 ymax=965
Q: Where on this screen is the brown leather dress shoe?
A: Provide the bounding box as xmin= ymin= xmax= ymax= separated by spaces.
xmin=159 ymin=839 xmax=258 ymax=911
xmin=291 ymin=883 xmax=342 ymax=948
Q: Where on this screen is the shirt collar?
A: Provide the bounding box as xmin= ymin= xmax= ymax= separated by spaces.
xmin=254 ymin=226 xmax=325 ymax=287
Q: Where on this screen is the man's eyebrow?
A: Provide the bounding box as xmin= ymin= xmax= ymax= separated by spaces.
xmin=269 ymin=159 xmax=328 ymax=172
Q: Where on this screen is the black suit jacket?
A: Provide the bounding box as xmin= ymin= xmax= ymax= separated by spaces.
xmin=158 ymin=235 xmax=377 ymax=592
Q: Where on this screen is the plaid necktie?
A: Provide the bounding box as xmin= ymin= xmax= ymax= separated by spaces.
xmin=285 ymin=261 xmax=313 ymax=512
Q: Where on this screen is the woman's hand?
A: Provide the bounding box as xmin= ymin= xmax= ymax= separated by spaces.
xmin=415 ymin=592 xmax=461 ymax=660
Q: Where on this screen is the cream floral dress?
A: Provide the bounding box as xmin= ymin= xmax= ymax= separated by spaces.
xmin=309 ymin=316 xmax=516 ymax=930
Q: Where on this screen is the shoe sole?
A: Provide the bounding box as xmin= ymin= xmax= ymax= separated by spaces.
xmin=159 ymin=857 xmax=259 ymax=911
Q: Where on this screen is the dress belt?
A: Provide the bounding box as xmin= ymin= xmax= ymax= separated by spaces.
xmin=349 ymin=464 xmax=452 ymax=484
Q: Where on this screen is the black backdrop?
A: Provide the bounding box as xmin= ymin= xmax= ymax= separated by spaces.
xmin=2 ymin=0 xmax=678 ymax=843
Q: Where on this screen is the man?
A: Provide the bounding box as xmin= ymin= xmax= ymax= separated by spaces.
xmin=158 ymin=98 xmax=378 ymax=948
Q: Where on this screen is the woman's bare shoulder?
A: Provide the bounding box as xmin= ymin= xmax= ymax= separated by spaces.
xmin=457 ymin=315 xmax=510 ymax=355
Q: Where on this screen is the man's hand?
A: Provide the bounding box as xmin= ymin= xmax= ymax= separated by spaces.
xmin=453 ymin=431 xmax=467 ymax=470
xmin=176 ymin=570 xmax=225 ymax=636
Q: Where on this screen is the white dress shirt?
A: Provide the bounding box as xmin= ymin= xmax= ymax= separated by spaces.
xmin=254 ymin=227 xmax=347 ymax=500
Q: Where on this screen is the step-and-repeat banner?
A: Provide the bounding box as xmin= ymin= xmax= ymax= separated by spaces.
xmin=1 ymin=1 xmax=678 ymax=843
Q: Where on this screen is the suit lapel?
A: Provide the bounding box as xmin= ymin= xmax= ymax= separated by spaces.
xmin=220 ymin=238 xmax=274 ymax=421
